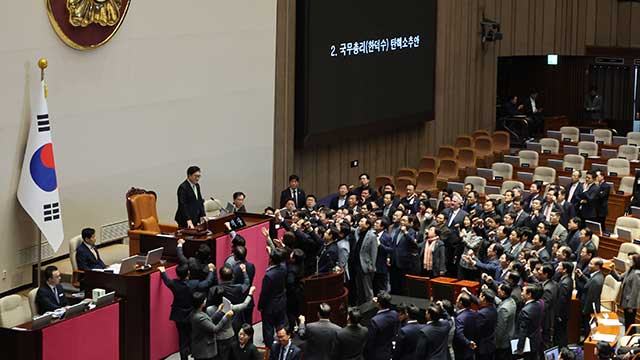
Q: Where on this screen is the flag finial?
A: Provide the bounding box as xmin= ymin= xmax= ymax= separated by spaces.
xmin=38 ymin=58 xmax=48 ymax=70
xmin=38 ymin=58 xmax=48 ymax=98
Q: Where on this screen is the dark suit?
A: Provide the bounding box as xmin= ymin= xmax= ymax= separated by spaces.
xmin=558 ymin=200 xmax=576 ymax=228
xmin=476 ymin=305 xmax=498 ymax=360
xmin=524 ymin=193 xmax=542 ymax=213
xmin=453 ymin=308 xmax=479 ymax=360
xmin=190 ymin=309 xmax=229 ymax=360
xmin=514 ymin=210 xmax=529 ymax=229
xmin=75 ymin=242 xmax=106 ymax=271
xmin=333 ymin=324 xmax=368 ymax=360
xmin=364 ymin=309 xmax=399 ymax=360
xmin=389 ymin=228 xmax=419 ymax=294
xmin=554 ymin=274 xmax=574 ymax=347
xmin=35 ymin=284 xmax=68 ymax=314
xmin=269 ymin=341 xmax=302 ymax=360
xmin=232 ymin=260 xmax=256 ymax=325
xmin=497 ymin=202 xmax=514 ymax=217
xmin=258 ymin=264 xmax=288 ymax=346
xmin=298 ymin=319 xmax=341 ymax=360
xmin=523 ymin=212 xmax=544 ymax=232
xmin=577 ymin=182 xmax=599 ymax=221
xmin=175 ymin=179 xmax=205 ymax=228
xmin=393 ymin=321 xmax=423 ymax=360
xmin=567 ymin=230 xmax=581 ymax=254
xmin=415 ymin=319 xmax=451 ymax=360
xmin=579 ymin=271 xmax=604 ymax=338
xmin=566 ymin=181 xmax=583 ymax=207
xmin=317 ymin=241 xmax=339 ymax=274
xmin=596 ymin=181 xmax=611 ymax=229
xmin=279 ymin=187 xmax=306 ymax=209
xmin=400 ymin=196 xmax=420 ymax=214
xmin=541 ymin=279 xmax=559 ymax=348
xmin=330 ymin=195 xmax=348 ymax=211
xmin=516 ymin=300 xmax=544 ymax=360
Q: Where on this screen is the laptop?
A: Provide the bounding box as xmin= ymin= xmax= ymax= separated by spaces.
xmin=544 ymin=346 xmax=559 ymax=360
xmin=119 ymin=255 xmax=139 ymax=274
xmin=585 ymin=220 xmax=603 ymax=235
xmin=558 ymin=176 xmax=571 ymax=187
xmin=564 ymin=145 xmax=579 ymax=155
xmin=504 ymin=155 xmax=519 ymax=165
xmin=476 ymin=168 xmax=493 ymax=180
xmin=601 ymin=149 xmax=617 ymax=159
xmin=486 ymin=186 xmax=501 ymax=195
xmin=547 ymin=159 xmax=563 ymax=170
xmin=31 ymin=313 xmax=53 ymax=330
xmin=96 ymin=291 xmax=116 ymax=307
xmin=145 ymin=247 xmax=164 ymax=266
xmin=517 ymin=172 xmax=534 ymax=183
xmin=526 ymin=142 xmax=542 ymax=152
xmin=618 ymin=228 xmax=632 ymax=241
xmin=447 ymin=182 xmax=464 ymax=194
xmin=613 ymin=136 xmax=627 ymax=145
xmin=547 ymin=130 xmax=562 ymax=140
xmin=64 ymin=301 xmax=89 ymax=318
xmin=632 ymin=206 xmax=640 ymax=216
xmin=580 ymin=133 xmax=595 ymax=142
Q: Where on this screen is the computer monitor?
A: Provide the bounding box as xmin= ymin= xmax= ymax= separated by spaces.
xmin=581 ymin=133 xmax=595 ymax=142
xmin=601 ymin=149 xmax=617 ymax=159
xmin=504 ymin=155 xmax=519 ymax=165
xmin=591 ymin=163 xmax=607 ymax=174
xmin=564 ymin=145 xmax=579 ymax=155
xmin=585 ymin=220 xmax=602 ymax=235
xmin=486 ymin=186 xmax=501 ymax=195
xmin=31 ymin=313 xmax=53 ymax=330
xmin=557 ymin=176 xmax=571 ymax=187
xmin=547 ymin=130 xmax=562 ymax=140
xmin=567 ymin=345 xmax=584 ymax=360
xmin=145 ymin=247 xmax=164 ymax=266
xmin=526 ymin=142 xmax=542 ymax=152
xmin=631 ymin=206 xmax=640 ymax=216
xmin=64 ymin=301 xmax=88 ymax=318
xmin=447 ymin=182 xmax=464 ymax=194
xmin=476 ymin=168 xmax=493 ymax=180
xmin=119 ymin=255 xmax=138 ymax=274
xmin=613 ymin=136 xmax=627 ymax=145
xmin=617 ymin=228 xmax=632 ymax=241
xmin=544 ymin=346 xmax=559 ymax=360
xmin=96 ymin=291 xmax=116 ymax=307
xmin=547 ymin=159 xmax=563 ymax=170
xmin=517 ymin=172 xmax=534 ymax=183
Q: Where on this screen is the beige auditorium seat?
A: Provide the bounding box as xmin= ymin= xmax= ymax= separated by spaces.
xmin=600 ymin=274 xmax=621 ymax=312
xmin=560 ymin=126 xmax=580 ymax=142
xmin=607 ymin=158 xmax=630 ymax=176
xmin=533 ymin=167 xmax=556 ymax=184
xmin=28 ymin=288 xmax=38 ymax=316
xmin=69 ymin=235 xmax=84 ymax=287
xmin=614 ymin=216 xmax=640 ymax=240
xmin=617 ymin=243 xmax=640 ymax=269
xmin=501 ymin=180 xmax=525 ymax=194
xmin=618 ymin=145 xmax=639 ymax=161
xmin=204 ymin=199 xmax=224 ymax=217
xmin=0 ymin=295 xmax=31 ymax=328
xmin=593 ymin=129 xmax=612 ymax=145
xmin=627 ymin=132 xmax=640 ymax=146
xmin=578 ymin=141 xmax=598 ymax=157
xmin=464 ymin=176 xmax=486 ymax=194
xmin=563 ymin=154 xmax=585 ymax=171
xmin=491 ymin=163 xmax=513 ymax=180
xmin=592 ymin=234 xmax=600 ymax=250
xmin=618 ymin=176 xmax=635 ymax=194
xmin=488 ymin=194 xmax=505 ymax=203
xmin=539 ymin=138 xmax=560 ymax=154
xmin=518 ymin=150 xmax=539 ymax=167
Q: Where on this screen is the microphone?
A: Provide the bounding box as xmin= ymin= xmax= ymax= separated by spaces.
xmin=210 ymin=197 xmax=228 ymax=215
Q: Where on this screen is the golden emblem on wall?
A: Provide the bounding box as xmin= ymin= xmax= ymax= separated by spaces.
xmin=46 ymin=0 xmax=131 ymax=50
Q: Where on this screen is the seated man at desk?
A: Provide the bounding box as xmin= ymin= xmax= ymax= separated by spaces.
xmin=225 ymin=191 xmax=247 ymax=214
xmin=35 ymin=265 xmax=68 ymax=314
xmin=76 ymin=228 xmax=106 ymax=271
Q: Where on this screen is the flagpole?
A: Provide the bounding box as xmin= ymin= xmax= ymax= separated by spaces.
xmin=35 ymin=58 xmax=48 ymax=287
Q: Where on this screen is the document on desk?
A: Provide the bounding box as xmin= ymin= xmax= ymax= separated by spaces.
xmin=599 ymin=318 xmax=621 ymax=326
xmin=591 ymin=333 xmax=617 ymax=342
xmin=106 ymin=263 xmax=121 ymax=274
xmin=510 ymin=338 xmax=531 ymax=354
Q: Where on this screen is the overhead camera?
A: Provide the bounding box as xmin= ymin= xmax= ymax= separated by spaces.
xmin=481 ymin=19 xmax=503 ymax=43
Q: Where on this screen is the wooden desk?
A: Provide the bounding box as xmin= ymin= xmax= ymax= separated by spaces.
xmin=584 ymin=313 xmax=622 ymax=360
xmin=0 ymin=300 xmax=120 ymax=360
xmin=568 ymin=294 xmax=582 ymax=344
xmin=302 ymin=270 xmax=348 ymax=326
xmin=84 ymin=262 xmax=178 ymax=360
xmin=598 ymin=234 xmax=633 ymax=260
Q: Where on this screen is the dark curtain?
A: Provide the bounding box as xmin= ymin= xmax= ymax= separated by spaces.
xmin=588 ymin=64 xmax=635 ymax=134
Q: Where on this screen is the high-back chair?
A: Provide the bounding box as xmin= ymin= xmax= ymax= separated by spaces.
xmin=533 ymin=167 xmax=556 ymax=184
xmin=607 ymin=158 xmax=630 ymax=176
xmin=518 ymin=150 xmax=539 ymax=168
xmin=455 ymin=136 xmax=474 ymax=149
xmin=501 ymin=180 xmax=525 ymax=194
xmin=396 ymin=177 xmax=415 ymax=198
xmin=204 ymin=199 xmax=224 ymax=218
xmin=578 ymin=141 xmax=598 ymax=157
xmin=437 ymin=159 xmax=459 ymax=181
xmin=418 ymin=156 xmax=438 ymax=172
xmin=472 ymin=130 xmax=491 ymax=139
xmin=464 ymin=176 xmax=486 ymax=194
xmin=396 ymin=168 xmax=418 ymax=180
xmin=560 ymin=126 xmax=580 ymax=142
xmin=457 ymin=148 xmax=477 ymax=169
xmin=27 ymin=288 xmax=39 ymax=316
xmin=627 ymin=132 xmax=640 ymax=146
xmin=618 ymin=145 xmax=639 ymax=161
xmin=600 ymin=275 xmax=621 ymax=312
xmin=539 ymin=138 xmax=560 ymax=154
xmin=618 ymin=176 xmax=635 ymax=194
xmin=437 ymin=146 xmax=457 ymax=160
xmin=614 ymin=216 xmax=640 ymax=240
xmin=375 ymin=175 xmax=395 ymax=191
xmin=416 ymin=170 xmax=437 ymax=193
xmin=593 ymin=129 xmax=613 ymax=144
xmin=0 ymin=295 xmax=31 ymax=328
xmin=492 ymin=131 xmax=510 ymax=156
xmin=126 ymin=187 xmax=179 ymax=255
xmin=563 ymin=154 xmax=585 ymax=171
xmin=491 ymin=162 xmax=513 ymax=180
xmin=474 ymin=136 xmax=495 ymax=166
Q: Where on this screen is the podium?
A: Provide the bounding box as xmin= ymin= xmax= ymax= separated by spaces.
xmin=302 ymin=270 xmax=348 ymax=326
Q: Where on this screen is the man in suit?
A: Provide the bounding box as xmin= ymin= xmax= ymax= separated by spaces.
xmin=160 ymin=263 xmax=216 ymax=360
xmin=279 ymin=175 xmax=306 ymax=209
xmin=576 ymin=257 xmax=605 ymax=339
xmin=190 ymin=292 xmax=233 ymax=360
xmin=556 ymin=189 xmax=576 ymax=228
xmin=524 ymin=181 xmax=543 ymax=213
xmin=207 ymin=264 xmax=248 ymax=308
xmin=516 ymin=284 xmax=544 ymax=360
xmin=380 ymin=191 xmax=397 ymax=220
xmin=175 ymin=166 xmax=206 ymax=228
xmin=554 ymin=261 xmax=574 ymax=347
xmin=444 ymin=194 xmax=468 ymax=275
xmin=393 ymin=304 xmax=423 ymax=360
xmin=534 ymin=263 xmax=559 ymax=349
xmin=75 ymin=227 xmax=106 ymax=271
xmin=497 ymin=190 xmax=515 ymax=216
xmin=258 ymin=249 xmax=288 ymax=346
xmin=35 ymin=266 xmax=68 ymax=315
xmin=541 ymin=189 xmax=561 ymax=223
xmin=453 ymin=292 xmax=479 ymax=360
xmin=532 ymin=233 xmax=551 ymax=263
xmin=329 ymin=184 xmax=350 ymax=210
xmin=524 ymin=199 xmax=545 ymax=232
xmin=513 ymin=197 xmax=530 ymax=229
xmin=584 ymin=86 xmax=603 ymax=121
xmin=372 ymin=218 xmax=392 ymax=295
xmin=269 ymin=326 xmax=302 ymax=360
xmin=566 ymin=170 xmax=584 ymax=206
xmin=389 ymin=213 xmax=418 ymax=294
xmin=297 ymin=303 xmax=341 ymax=360
xmin=566 ymin=217 xmax=582 ymax=253
xmin=177 ymin=239 xmax=211 ymax=281
xmin=464 ymin=190 xmax=483 ymax=217
xmin=550 ymin=211 xmax=569 ymax=244
xmin=475 ymin=289 xmax=498 ymax=360
xmin=399 ymin=183 xmax=419 ymax=215
xmin=317 ymin=227 xmax=340 ymax=274
xmin=495 ymin=283 xmax=517 ymax=360
xmin=353 ymin=217 xmax=377 ymax=304
xmin=224 ymin=191 xmax=247 ymax=213
xmin=577 ymin=170 xmax=600 ymax=223
xmin=503 ymin=95 xmax=524 ymax=116
xmin=352 ymin=173 xmax=378 ymax=200
xmin=595 ymin=170 xmax=611 ymax=230
xmin=523 ymin=89 xmax=544 ymax=136
xmin=415 ymin=303 xmax=451 ymax=360
xmin=333 ymin=308 xmax=368 ymax=360
xmin=364 ymin=291 xmax=399 ymax=360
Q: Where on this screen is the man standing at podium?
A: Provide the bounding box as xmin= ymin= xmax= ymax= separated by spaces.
xmin=175 ymin=166 xmax=206 ymax=229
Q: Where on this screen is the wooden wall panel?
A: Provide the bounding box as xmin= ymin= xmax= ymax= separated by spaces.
xmin=272 ymin=0 xmax=640 ymax=202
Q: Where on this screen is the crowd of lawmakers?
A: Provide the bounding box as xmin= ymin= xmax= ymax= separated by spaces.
xmin=34 ymin=168 xmax=640 ymax=360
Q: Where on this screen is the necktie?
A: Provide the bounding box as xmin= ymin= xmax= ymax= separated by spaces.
xmin=448 ymin=210 xmax=457 ymax=227
xmin=52 ymin=286 xmax=59 ymax=304
xmin=89 ymin=245 xmax=99 ymax=260
xmin=544 ymin=205 xmax=552 ymax=221
xmin=192 ymin=184 xmax=198 ymax=198
xmin=292 ymin=189 xmax=298 ymax=206
xmin=280 ymin=346 xmax=286 ymax=360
